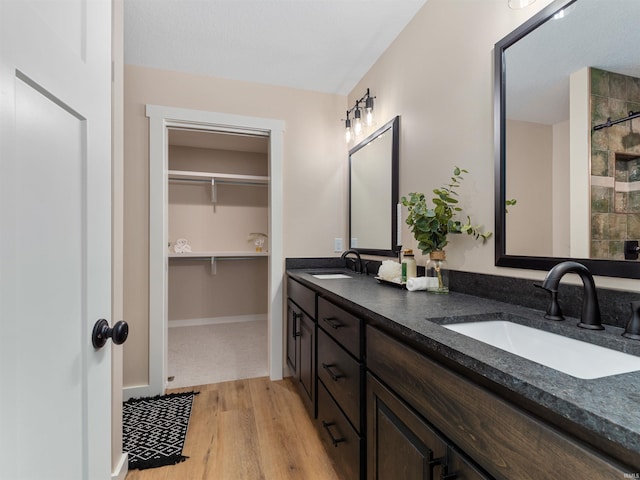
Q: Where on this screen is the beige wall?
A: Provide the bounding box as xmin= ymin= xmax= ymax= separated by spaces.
xmin=168 ymin=145 xmax=268 ymax=322
xmin=348 ymin=0 xmax=639 ymax=292
xmin=553 ymin=119 xmax=571 ymax=257
xmin=505 ymin=119 xmax=553 ymax=256
xmin=124 ymin=65 xmax=346 ymax=387
xmin=124 ymin=0 xmax=640 ymax=387
xmin=349 ymin=0 xmax=554 ymax=273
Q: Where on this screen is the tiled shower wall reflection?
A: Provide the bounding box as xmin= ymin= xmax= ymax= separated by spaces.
xmin=591 ymin=68 xmax=640 ymax=259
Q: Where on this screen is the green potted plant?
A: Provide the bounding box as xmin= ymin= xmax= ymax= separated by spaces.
xmin=400 ymin=167 xmax=491 ymax=293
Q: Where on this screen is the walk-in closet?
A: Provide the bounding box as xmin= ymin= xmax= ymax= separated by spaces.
xmin=166 ymin=128 xmax=269 ymax=388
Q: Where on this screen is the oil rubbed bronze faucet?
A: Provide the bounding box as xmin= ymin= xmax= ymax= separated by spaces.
xmin=341 ymin=249 xmax=363 ymax=274
xmin=537 ymin=261 xmax=604 ymax=330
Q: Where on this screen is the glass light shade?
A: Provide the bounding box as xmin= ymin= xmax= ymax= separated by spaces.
xmin=508 ymin=0 xmax=536 ymax=9
xmin=354 ymin=118 xmax=362 ymax=136
xmin=354 ymin=107 xmax=362 ymax=135
xmin=366 ymin=109 xmax=373 ymax=127
xmin=345 ymin=117 xmax=352 ymax=143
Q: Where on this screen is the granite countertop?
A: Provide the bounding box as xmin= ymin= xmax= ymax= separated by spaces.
xmin=287 ymin=267 xmax=640 ymax=469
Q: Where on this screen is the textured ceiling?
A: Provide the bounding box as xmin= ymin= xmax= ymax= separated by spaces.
xmin=124 ymin=0 xmax=428 ymax=95
xmin=506 ymin=0 xmax=640 ymax=125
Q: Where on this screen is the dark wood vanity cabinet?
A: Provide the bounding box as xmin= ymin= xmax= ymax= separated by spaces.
xmin=366 ymin=326 xmax=629 ymax=480
xmin=367 ymin=373 xmax=489 ymax=480
xmin=316 ymin=296 xmax=365 ymax=480
xmin=286 ymin=279 xmax=317 ymax=417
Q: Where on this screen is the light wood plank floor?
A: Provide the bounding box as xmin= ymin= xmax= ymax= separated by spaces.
xmin=125 ymin=377 xmax=340 ymax=480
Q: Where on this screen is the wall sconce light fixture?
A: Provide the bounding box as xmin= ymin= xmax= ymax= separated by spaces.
xmin=508 ymin=0 xmax=536 ymax=8
xmin=343 ymin=88 xmax=375 ymax=143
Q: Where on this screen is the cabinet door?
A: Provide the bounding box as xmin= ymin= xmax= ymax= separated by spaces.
xmin=367 ymin=373 xmax=447 ymax=480
xmin=286 ymin=300 xmax=301 ymax=375
xmin=446 ymin=445 xmax=492 ymax=480
xmin=298 ymin=311 xmax=315 ymax=407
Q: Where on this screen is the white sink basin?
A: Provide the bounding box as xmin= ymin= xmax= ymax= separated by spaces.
xmin=444 ymin=320 xmax=640 ymax=379
xmin=311 ymin=273 xmax=352 ymax=279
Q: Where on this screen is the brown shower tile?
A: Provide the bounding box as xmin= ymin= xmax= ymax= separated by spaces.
xmin=590 ymin=68 xmax=609 ymax=97
xmin=591 ymin=186 xmax=612 ymax=213
xmin=591 ymin=213 xmax=610 ymax=240
xmin=627 ymin=213 xmax=640 ymax=237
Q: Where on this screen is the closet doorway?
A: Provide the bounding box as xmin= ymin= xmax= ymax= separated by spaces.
xmin=147 ymin=105 xmax=284 ymax=396
xmin=167 ymin=128 xmax=269 ymax=388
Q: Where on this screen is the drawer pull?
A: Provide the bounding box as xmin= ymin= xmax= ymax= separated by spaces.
xmin=323 ymin=317 xmax=344 ymax=330
xmin=321 ymin=362 xmax=344 ymax=381
xmin=321 ymin=420 xmax=346 ymax=447
xmin=292 ymin=312 xmax=303 ymax=338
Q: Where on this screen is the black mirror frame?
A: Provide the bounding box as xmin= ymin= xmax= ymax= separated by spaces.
xmin=348 ymin=115 xmax=400 ymax=257
xmin=494 ymin=0 xmax=640 ymax=279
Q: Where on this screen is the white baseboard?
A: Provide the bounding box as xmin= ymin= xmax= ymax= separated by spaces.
xmin=123 ymin=384 xmax=157 ymax=401
xmin=168 ymin=313 xmax=267 ymax=328
xmin=111 ymin=453 xmax=128 ymax=480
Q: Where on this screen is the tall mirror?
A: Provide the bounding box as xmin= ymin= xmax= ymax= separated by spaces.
xmin=349 ymin=116 xmax=400 ymax=256
xmin=495 ymin=0 xmax=640 ymax=278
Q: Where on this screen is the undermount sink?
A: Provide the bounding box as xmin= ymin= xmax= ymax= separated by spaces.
xmin=444 ymin=320 xmax=640 ymax=379
xmin=311 ymin=273 xmax=352 ymax=279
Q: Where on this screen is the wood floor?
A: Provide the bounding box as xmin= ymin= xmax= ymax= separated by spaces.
xmin=125 ymin=377 xmax=340 ymax=480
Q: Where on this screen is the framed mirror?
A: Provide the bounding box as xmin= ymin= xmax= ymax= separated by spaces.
xmin=349 ymin=116 xmax=400 ymax=256
xmin=495 ymin=0 xmax=640 ymax=278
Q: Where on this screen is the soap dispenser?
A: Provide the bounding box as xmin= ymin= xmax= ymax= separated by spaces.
xmin=623 ymin=300 xmax=640 ymax=340
xmin=401 ymin=249 xmax=417 ymax=283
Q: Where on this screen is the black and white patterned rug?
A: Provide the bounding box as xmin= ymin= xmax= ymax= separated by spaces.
xmin=123 ymin=391 xmax=198 ymax=470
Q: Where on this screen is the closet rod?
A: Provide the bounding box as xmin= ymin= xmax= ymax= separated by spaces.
xmin=168 ymin=177 xmax=268 ymax=187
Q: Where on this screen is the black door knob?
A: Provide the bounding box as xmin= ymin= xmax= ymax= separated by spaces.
xmin=92 ymin=319 xmax=129 ymax=349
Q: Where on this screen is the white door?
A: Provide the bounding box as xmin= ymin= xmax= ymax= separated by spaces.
xmin=0 ymin=1 xmax=113 ymax=479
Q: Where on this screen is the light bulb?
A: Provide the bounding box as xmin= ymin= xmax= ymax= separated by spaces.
xmin=354 ymin=118 xmax=362 ymax=136
xmin=365 ymin=95 xmax=374 ymax=126
xmin=354 ymin=107 xmax=362 ymax=136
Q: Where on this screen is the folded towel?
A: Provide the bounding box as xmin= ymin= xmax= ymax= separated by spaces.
xmin=174 ymin=238 xmax=192 ymax=253
xmin=406 ymin=276 xmax=439 ymax=291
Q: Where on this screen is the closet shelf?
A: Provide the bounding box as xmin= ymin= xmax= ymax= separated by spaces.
xmin=169 ymin=251 xmax=268 ymax=274
xmin=168 ymin=170 xmax=269 ymax=205
xmin=168 ymin=170 xmax=269 ymax=185
xmin=168 ymin=251 xmax=268 ymax=258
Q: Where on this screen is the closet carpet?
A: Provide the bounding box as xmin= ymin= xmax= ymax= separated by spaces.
xmin=168 ymin=320 xmax=268 ymax=388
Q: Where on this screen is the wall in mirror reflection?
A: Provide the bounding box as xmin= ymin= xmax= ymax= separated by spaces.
xmin=506 ymin=67 xmax=640 ymax=260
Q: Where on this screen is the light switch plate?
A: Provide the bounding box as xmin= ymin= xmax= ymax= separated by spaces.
xmin=334 ymin=238 xmax=343 ymax=252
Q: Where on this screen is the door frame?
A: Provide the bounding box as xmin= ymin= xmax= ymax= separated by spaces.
xmin=145 ymin=104 xmax=284 ymax=396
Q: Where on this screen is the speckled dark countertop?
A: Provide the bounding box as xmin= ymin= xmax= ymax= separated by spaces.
xmin=287 ymin=268 xmax=640 ymax=471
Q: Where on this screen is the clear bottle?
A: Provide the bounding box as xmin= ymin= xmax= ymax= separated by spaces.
xmin=401 ymin=249 xmax=417 ymax=283
xmin=426 ymin=251 xmax=449 ymax=294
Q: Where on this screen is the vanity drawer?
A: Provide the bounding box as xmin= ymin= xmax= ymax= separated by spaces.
xmin=318 ymin=297 xmax=362 ymax=358
xmin=318 ymin=327 xmax=363 ymax=432
xmin=317 ymin=381 xmax=362 ymax=480
xmin=287 ymin=277 xmax=316 ymax=318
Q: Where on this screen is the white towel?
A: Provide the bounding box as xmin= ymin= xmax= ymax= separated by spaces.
xmin=174 ymin=238 xmax=192 ymax=253
xmin=406 ymin=276 xmax=439 ymax=291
